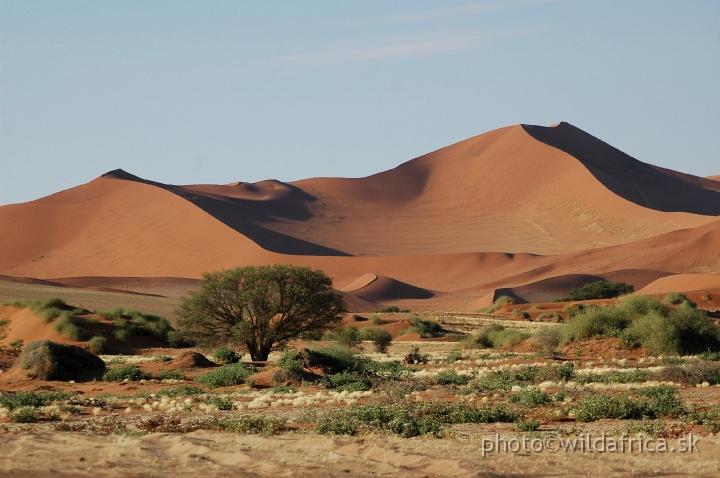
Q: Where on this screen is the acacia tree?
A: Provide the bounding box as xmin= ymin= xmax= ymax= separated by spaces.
xmin=176 ymin=264 xmax=346 ymax=361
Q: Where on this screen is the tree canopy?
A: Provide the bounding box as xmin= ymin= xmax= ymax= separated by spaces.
xmin=557 ymin=280 xmax=634 ymax=302
xmin=176 ymin=264 xmax=346 ymax=361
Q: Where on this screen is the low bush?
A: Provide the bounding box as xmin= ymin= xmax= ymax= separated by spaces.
xmin=433 ymin=370 xmax=471 ymax=386
xmin=103 ymin=365 xmax=150 ymax=382
xmin=561 ymin=295 xmax=720 ymax=356
xmin=323 ymin=371 xmax=373 ymax=392
xmin=212 ymin=347 xmax=241 ymax=364
xmin=359 ymin=327 xmax=392 ymax=353
xmin=509 ymin=387 xmax=552 ymax=408
xmin=571 ymin=386 xmax=684 ymax=422
xmin=654 ymin=362 xmax=720 ymax=386
xmin=87 ymin=335 xmax=108 ymax=354
xmin=477 ymin=325 xmax=529 ymax=348
xmin=574 ymin=369 xmax=652 ymax=385
xmin=155 ymin=370 xmax=187 ymax=381
xmin=690 ymin=406 xmax=720 ymax=433
xmin=310 ymin=345 xmax=367 ymax=372
xmin=533 ymin=327 xmax=561 ymax=356
xmin=0 ymin=390 xmax=70 ymax=410
xmin=312 ymin=402 xmax=519 ymax=438
xmin=323 ymin=324 xmax=361 ymax=348
xmin=51 ymin=311 xmax=86 ymax=341
xmin=195 ymin=363 xmax=256 ymax=388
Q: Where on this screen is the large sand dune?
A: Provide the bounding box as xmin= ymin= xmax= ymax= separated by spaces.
xmin=1 ymin=122 xmax=719 ymax=311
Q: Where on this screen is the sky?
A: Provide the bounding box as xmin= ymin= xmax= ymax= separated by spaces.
xmin=1 ymin=0 xmax=719 ymax=206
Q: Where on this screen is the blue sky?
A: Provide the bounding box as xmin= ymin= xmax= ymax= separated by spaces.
xmin=1 ymin=0 xmax=718 ymax=205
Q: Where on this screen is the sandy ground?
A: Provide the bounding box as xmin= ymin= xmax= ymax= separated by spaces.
xmin=1 ymin=428 xmax=718 ymax=477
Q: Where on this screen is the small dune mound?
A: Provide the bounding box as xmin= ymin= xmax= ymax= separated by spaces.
xmin=11 ymin=340 xmax=105 ymax=381
xmin=170 ymin=351 xmax=217 ymax=368
xmin=342 ymin=274 xmax=433 ymax=302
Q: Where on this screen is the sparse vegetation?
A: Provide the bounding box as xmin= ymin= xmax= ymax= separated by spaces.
xmin=324 ymin=324 xmax=362 ymax=348
xmin=212 ymin=346 xmax=241 ymax=364
xmin=359 ymin=327 xmax=392 ymax=353
xmin=195 ymin=363 xmax=256 ymax=388
xmin=87 ymin=335 xmax=108 ymax=354
xmin=556 ymin=280 xmax=634 ymax=302
xmin=462 ymin=323 xmax=529 ymax=349
xmin=103 ymin=365 xmax=150 ymax=382
xmin=561 ymin=294 xmax=720 ymax=356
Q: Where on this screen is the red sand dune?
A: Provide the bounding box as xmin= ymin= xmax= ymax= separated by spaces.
xmin=1 ymin=122 xmax=719 ymax=312
xmin=639 ymin=274 xmax=720 ymax=295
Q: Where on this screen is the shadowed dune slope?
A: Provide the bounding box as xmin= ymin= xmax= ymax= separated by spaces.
xmin=487 ymin=270 xmax=673 ymax=303
xmin=523 ymin=122 xmax=720 ymax=215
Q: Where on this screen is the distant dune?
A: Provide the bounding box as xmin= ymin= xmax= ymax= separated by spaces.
xmin=1 ymin=122 xmax=718 ymax=312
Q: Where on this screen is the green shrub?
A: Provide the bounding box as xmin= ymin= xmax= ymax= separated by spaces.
xmin=561 ymin=306 xmax=628 ymax=342
xmin=516 ymin=419 xmax=541 ymax=432
xmin=359 ymin=327 xmax=392 ymax=353
xmin=0 ymin=390 xmax=70 ymax=410
xmin=495 ymin=296 xmax=517 ymax=306
xmin=509 ymin=387 xmax=552 ymax=408
xmin=50 ymin=311 xmax=86 ymax=341
xmin=443 ymin=351 xmax=463 ymax=363
xmin=113 ymin=327 xmax=132 ymax=343
xmin=195 ymin=363 xmax=256 ymax=388
xmin=212 ymin=347 xmax=241 ymax=364
xmin=155 ymin=370 xmax=187 ymax=381
xmin=103 ymin=365 xmax=150 ymax=382
xmin=324 ymin=324 xmax=361 ymax=348
xmin=87 ymin=335 xmax=108 ymax=354
xmin=363 ymin=360 xmax=413 ymax=379
xmin=10 ymin=407 xmax=41 ymax=423
xmin=463 ymin=323 xmax=529 ymax=349
xmin=375 ymin=306 xmax=401 ymax=313
xmin=572 ymin=386 xmax=683 ymax=422
xmin=433 ymin=369 xmax=471 ymax=385
xmin=574 ymin=369 xmax=652 ymax=385
xmin=558 ymin=294 xmax=720 ymax=356
xmin=276 ymin=350 xmax=305 ymax=373
xmin=691 ymin=406 xmax=720 ymax=433
xmin=533 ymin=327 xmax=561 ymax=356
xmin=407 ymin=316 xmax=442 ymax=338
xmin=310 ymin=345 xmax=367 ymax=372
xmin=207 ymin=395 xmax=234 ymax=410
xmin=312 ymin=402 xmax=518 ymax=438
xmin=558 ymin=281 xmax=634 ymax=302
xmin=324 ymin=371 xmax=372 ymax=392
xmin=370 ymin=315 xmax=384 ymax=325
xmin=101 ymin=308 xmax=172 ymax=342
xmin=167 ymin=330 xmax=195 ymax=348
xmin=511 ymin=309 xmax=530 ymax=319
